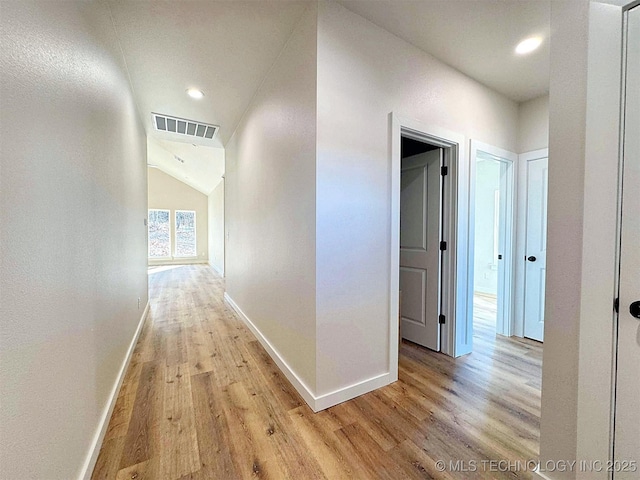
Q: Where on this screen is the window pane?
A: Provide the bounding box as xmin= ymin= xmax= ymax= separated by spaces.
xmin=175 ymin=211 xmax=196 ymax=257
xmin=148 ymin=210 xmax=170 ymax=257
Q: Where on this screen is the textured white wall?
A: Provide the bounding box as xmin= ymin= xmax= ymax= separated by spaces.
xmin=225 ymin=4 xmax=318 ymax=392
xmin=208 ymin=180 xmax=225 ymax=276
xmin=315 ymin=0 xmax=518 ymax=396
xmin=518 ymin=94 xmax=549 ymax=153
xmin=0 ymin=2 xmax=148 ymax=479
xmin=148 ymin=167 xmax=209 ymax=264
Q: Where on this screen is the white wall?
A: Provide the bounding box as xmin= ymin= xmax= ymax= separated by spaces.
xmin=0 ymin=2 xmax=148 ymax=479
xmin=518 ymin=94 xmax=549 ymax=153
xmin=539 ymin=2 xmax=623 ymax=478
xmin=148 ymin=167 xmax=209 ymax=264
xmin=225 ymin=4 xmax=318 ymax=392
xmin=208 ymin=180 xmax=225 ymax=276
xmin=314 ymin=0 xmax=518 ymax=396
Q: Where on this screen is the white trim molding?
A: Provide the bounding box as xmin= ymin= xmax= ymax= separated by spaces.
xmin=79 ymin=301 xmax=150 ymax=480
xmin=209 ymin=261 xmax=224 ymax=277
xmin=223 ymin=293 xmax=390 ymax=412
xmin=389 ymin=112 xmax=469 ymax=364
xmin=148 ymin=258 xmax=207 ymax=266
xmin=314 ymin=373 xmax=391 ymax=411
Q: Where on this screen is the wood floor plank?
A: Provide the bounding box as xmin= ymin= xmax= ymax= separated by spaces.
xmin=92 ymin=265 xmax=542 ymax=480
xmin=288 ymin=405 xmax=362 ymax=479
xmin=115 ymin=460 xmax=148 ymax=480
xmin=118 ymin=362 xmax=161 ymax=470
xmin=91 ymin=436 xmax=125 ymax=480
xmin=243 ymin=390 xmax=326 ymax=480
xmin=387 ymin=438 xmax=457 ymax=480
xmin=165 ymin=323 xmax=188 ymax=368
xmin=158 ymin=363 xmax=200 ymax=479
xmin=333 ymin=422 xmax=408 ymax=480
xmin=190 ymin=371 xmax=238 ymax=479
xmin=185 ymin=321 xmax=215 ymax=376
xmin=222 ymin=381 xmax=289 ymax=479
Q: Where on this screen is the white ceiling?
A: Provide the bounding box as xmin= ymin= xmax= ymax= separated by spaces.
xmin=336 ymin=0 xmax=550 ymax=102
xmin=109 ymin=0 xmax=550 ymax=193
xmin=109 ymin=0 xmax=309 ymax=147
xmin=147 ymin=138 xmax=225 ymax=195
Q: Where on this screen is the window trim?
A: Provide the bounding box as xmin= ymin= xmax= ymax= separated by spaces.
xmin=174 ymin=209 xmax=197 ymax=258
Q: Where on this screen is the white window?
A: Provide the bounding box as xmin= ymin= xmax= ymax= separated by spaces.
xmin=148 ymin=209 xmax=171 ymax=258
xmin=175 ymin=210 xmax=196 ymax=257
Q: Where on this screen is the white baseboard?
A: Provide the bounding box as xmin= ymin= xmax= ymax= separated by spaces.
xmin=78 ymin=301 xmax=150 ymax=480
xmin=314 ymin=372 xmax=390 ymax=411
xmin=223 ymin=293 xmax=392 ymax=412
xmin=209 ymin=262 xmax=224 ymax=277
xmin=223 ymin=293 xmax=316 ymax=408
xmin=148 ymin=258 xmax=207 ymax=266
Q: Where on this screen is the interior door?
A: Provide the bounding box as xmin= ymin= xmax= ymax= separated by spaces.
xmin=400 ymin=149 xmax=441 ymax=351
xmin=613 ymin=4 xmax=640 ymax=476
xmin=523 ymin=157 xmax=548 ymax=342
xmin=496 ymin=160 xmax=514 ymax=336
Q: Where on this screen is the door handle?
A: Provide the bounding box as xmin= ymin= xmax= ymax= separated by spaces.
xmin=527 ymin=256 xmax=537 ymax=262
xmin=630 ymin=301 xmax=640 ymax=319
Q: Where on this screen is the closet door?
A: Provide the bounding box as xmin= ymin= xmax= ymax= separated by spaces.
xmin=613 ymin=4 xmax=640 ymax=478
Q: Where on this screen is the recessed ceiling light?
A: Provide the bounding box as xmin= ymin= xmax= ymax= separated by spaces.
xmin=515 ymin=37 xmax=542 ymax=55
xmin=186 ymin=88 xmax=204 ymax=99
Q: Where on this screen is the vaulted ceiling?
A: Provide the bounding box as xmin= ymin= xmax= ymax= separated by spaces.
xmin=108 ymin=0 xmax=550 ymax=194
xmin=108 ymin=0 xmax=309 ymax=193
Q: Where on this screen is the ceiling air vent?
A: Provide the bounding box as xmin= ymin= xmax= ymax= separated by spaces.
xmin=152 ymin=113 xmax=218 ymax=140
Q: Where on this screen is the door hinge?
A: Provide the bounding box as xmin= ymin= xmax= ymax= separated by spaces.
xmin=614 ymin=297 xmax=619 ymax=313
xmin=440 ymin=241 xmax=447 ymax=251
xmin=439 ymin=314 xmax=446 ymax=324
xmin=441 ymin=166 xmax=448 ymax=176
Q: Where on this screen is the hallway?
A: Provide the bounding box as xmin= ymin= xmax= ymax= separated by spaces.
xmin=92 ymin=265 xmax=542 ymax=480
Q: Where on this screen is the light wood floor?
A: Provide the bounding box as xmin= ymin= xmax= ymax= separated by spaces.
xmin=92 ymin=265 xmax=542 ymax=480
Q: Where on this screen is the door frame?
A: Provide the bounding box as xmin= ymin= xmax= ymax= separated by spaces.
xmin=469 ymin=140 xmax=517 ymax=337
xmin=389 ymin=113 xmax=470 ymax=381
xmin=513 ymin=148 xmax=548 ymax=338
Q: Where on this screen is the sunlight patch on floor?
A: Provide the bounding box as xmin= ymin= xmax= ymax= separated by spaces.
xmin=148 ymin=264 xmax=186 ymax=274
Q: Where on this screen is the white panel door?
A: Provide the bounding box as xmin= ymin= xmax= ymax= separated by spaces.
xmin=496 ymin=159 xmax=515 ymax=337
xmin=400 ymin=150 xmax=441 ymax=351
xmin=523 ymin=157 xmax=548 ymax=342
xmin=613 ymin=5 xmax=640 ymax=477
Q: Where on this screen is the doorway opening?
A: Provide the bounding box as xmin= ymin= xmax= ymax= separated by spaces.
xmin=469 ymin=142 xmax=516 ymax=343
xmin=399 ymin=137 xmax=444 ymax=352
xmin=389 ymin=113 xmax=470 ymax=382
xmin=389 ymin=115 xmax=546 ymax=387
